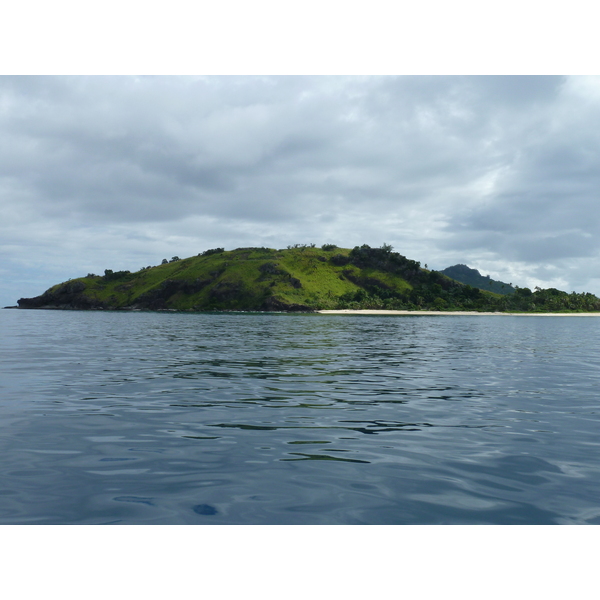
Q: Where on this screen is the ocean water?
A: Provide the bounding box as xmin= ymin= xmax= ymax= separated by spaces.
xmin=1 ymin=309 xmax=599 ymax=525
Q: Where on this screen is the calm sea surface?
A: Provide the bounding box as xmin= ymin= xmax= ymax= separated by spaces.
xmin=1 ymin=309 xmax=599 ymax=524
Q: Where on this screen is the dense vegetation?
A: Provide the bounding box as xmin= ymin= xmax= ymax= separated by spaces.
xmin=17 ymin=244 xmax=600 ymax=312
xmin=440 ymin=264 xmax=515 ymax=295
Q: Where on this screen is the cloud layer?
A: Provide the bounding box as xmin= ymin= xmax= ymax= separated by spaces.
xmin=2 ymin=75 xmax=600 ymax=305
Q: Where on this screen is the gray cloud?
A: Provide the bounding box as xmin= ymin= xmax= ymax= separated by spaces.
xmin=2 ymin=75 xmax=600 ymax=306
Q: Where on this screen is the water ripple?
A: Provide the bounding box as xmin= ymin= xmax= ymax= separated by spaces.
xmin=2 ymin=310 xmax=600 ymax=523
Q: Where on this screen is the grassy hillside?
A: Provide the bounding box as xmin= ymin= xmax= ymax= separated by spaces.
xmin=16 ymin=244 xmax=600 ymax=313
xmin=17 ymin=245 xmax=410 ymax=311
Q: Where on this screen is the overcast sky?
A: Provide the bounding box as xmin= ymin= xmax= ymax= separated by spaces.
xmin=2 ymin=74 xmax=600 ymax=306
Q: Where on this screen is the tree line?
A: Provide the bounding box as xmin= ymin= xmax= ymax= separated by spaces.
xmin=323 ymin=245 xmax=600 ymax=312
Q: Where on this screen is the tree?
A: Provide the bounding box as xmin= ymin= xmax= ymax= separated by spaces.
xmin=516 ymin=287 xmax=532 ymax=297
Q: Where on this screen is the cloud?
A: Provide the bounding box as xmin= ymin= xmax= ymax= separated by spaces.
xmin=439 ymin=76 xmax=600 ymax=288
xmin=2 ymin=75 xmax=600 ymax=306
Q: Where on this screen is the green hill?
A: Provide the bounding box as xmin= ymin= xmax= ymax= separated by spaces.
xmin=16 ymin=244 xmax=600 ymax=313
xmin=440 ymin=264 xmax=515 ymax=295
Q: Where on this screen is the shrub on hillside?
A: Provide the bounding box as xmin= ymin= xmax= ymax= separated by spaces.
xmin=201 ymin=248 xmax=225 ymax=256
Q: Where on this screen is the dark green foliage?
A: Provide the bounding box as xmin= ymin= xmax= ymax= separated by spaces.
xmin=321 ymin=244 xmax=337 ymax=251
xmin=328 ymin=246 xmax=600 ymax=312
xmin=103 ymin=269 xmax=131 ymax=282
xmin=330 ymin=254 xmax=350 ymax=266
xmin=201 ymin=248 xmax=225 ymax=256
xmin=348 ymin=244 xmax=422 ymax=279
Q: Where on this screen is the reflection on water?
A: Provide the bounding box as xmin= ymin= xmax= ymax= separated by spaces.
xmin=1 ymin=310 xmax=600 ymax=524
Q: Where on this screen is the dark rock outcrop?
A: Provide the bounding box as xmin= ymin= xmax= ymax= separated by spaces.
xmin=18 ymin=281 xmax=107 ymax=310
xmin=260 ymin=296 xmax=313 ymax=312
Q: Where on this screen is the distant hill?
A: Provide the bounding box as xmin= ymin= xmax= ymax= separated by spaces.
xmin=440 ymin=264 xmax=515 ymax=295
xmin=15 ymin=245 xmax=600 ymax=312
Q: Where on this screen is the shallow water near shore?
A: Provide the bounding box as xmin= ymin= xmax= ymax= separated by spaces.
xmin=1 ymin=309 xmax=600 ymax=524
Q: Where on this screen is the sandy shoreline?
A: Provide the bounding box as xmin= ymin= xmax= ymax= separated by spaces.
xmin=318 ymin=309 xmax=600 ymax=316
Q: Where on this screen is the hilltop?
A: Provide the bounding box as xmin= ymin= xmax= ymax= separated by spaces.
xmin=16 ymin=244 xmax=600 ymax=313
xmin=440 ymin=264 xmax=515 ymax=295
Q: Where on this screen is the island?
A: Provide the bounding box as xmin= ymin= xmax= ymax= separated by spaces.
xmin=15 ymin=244 xmax=600 ymax=313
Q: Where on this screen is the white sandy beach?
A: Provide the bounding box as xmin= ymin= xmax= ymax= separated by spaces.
xmin=318 ymin=309 xmax=600 ymax=316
